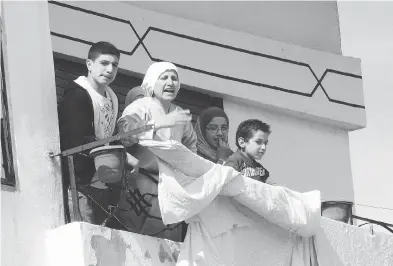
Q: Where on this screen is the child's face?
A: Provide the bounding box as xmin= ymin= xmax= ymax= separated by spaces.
xmin=87 ymin=54 xmax=119 ymax=87
xmin=240 ymin=130 xmax=269 ymax=160
xmin=153 ymin=70 xmax=180 ymax=102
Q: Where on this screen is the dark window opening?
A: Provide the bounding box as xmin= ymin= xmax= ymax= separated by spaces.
xmin=54 ymin=53 xmax=224 ymax=235
xmin=1 ymin=30 xmax=16 ymax=187
xmin=54 ymin=53 xmax=223 ymax=125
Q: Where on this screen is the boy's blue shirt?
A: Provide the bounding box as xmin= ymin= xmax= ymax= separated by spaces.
xmin=224 ymin=149 xmax=270 ymax=183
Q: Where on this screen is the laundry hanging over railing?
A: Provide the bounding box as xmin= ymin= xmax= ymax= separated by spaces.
xmin=52 ymin=130 xmax=393 ymax=265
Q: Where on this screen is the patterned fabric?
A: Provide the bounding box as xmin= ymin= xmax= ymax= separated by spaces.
xmin=74 ymin=76 xmax=118 ymax=189
xmin=315 ymin=217 xmax=393 ymax=266
xmin=139 ymin=139 xmax=321 ymax=265
xmin=225 ymin=149 xmax=270 ymax=183
xmin=98 ymin=95 xmax=114 ymax=139
xmin=74 ymin=76 xmax=118 ymax=140
xmin=117 ymin=97 xmax=196 ymax=241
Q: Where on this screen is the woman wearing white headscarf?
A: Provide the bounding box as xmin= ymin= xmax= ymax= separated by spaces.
xmin=116 ymin=61 xmax=197 ymax=241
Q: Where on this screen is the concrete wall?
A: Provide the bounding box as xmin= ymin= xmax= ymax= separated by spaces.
xmin=46 ymin=220 xmax=393 ymax=266
xmin=46 ymin=0 xmax=362 ymax=201
xmin=126 ymin=1 xmax=343 ymax=55
xmin=48 ymin=1 xmax=365 ymax=130
xmin=0 ymin=1 xmax=365 ymax=266
xmin=46 ymin=222 xmax=180 ymax=266
xmin=1 ymin=2 xmax=64 ymax=266
xmin=338 ymin=1 xmax=393 ymax=231
xmin=224 ymin=99 xmax=353 ymax=201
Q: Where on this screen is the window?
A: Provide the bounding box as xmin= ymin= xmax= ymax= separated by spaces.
xmin=53 ymin=53 xmax=223 ymax=125
xmin=1 ymin=12 xmax=16 ymax=187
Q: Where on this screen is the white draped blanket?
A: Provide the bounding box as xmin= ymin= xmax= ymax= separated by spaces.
xmin=139 ymin=140 xmax=322 ymax=266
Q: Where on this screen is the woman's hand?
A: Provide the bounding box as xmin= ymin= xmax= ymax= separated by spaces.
xmin=217 ymin=138 xmax=232 ymax=161
xmin=117 ymin=114 xmax=143 ymax=146
xmin=155 ymin=109 xmax=192 ymax=130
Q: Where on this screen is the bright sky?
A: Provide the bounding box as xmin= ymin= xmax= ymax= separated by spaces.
xmin=338 ymin=1 xmax=393 ymax=227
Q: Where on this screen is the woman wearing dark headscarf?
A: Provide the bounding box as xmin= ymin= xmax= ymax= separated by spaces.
xmin=125 ymin=86 xmax=144 ymax=107
xmin=178 ymin=107 xmax=234 ymax=240
xmin=195 ymin=107 xmax=234 ymax=164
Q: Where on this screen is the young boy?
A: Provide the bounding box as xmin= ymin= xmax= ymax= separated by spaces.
xmin=58 ymin=41 xmax=122 ymax=225
xmin=225 ymin=119 xmax=274 ymax=184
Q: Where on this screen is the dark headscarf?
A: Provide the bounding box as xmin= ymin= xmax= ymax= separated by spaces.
xmin=195 ymin=107 xmax=229 ymax=162
xmin=125 ymin=86 xmax=144 ymax=107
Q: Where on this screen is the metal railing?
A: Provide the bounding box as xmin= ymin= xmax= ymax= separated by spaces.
xmin=353 ymin=214 xmax=393 ymax=234
xmin=51 ymin=137 xmax=393 ymax=237
xmin=49 ymin=124 xmax=183 ymax=235
xmin=321 ymin=201 xmax=393 ymax=234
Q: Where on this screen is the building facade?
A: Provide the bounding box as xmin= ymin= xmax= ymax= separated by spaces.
xmin=2 ymin=1 xmax=380 ymax=266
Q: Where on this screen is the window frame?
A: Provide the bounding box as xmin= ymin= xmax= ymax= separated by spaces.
xmin=1 ymin=7 xmax=17 ymax=189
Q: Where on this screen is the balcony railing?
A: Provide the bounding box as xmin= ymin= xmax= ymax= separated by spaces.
xmin=48 ymin=124 xmax=181 ymax=236
xmin=50 ymin=129 xmax=392 ymax=240
xmin=321 ymin=201 xmax=393 ymax=234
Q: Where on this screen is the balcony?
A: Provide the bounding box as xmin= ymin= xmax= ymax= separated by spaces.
xmin=47 ymin=131 xmax=393 ymax=266
xmin=46 ymin=218 xmax=393 ymax=266
xmin=1 ymin=2 xmax=392 ymax=265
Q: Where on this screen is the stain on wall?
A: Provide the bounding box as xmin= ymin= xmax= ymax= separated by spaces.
xmin=158 ymin=243 xmax=173 ymax=263
xmin=90 ymin=231 xmax=131 ymax=266
xmin=165 ymin=240 xmax=181 ymax=262
xmin=144 ymin=249 xmax=152 ymax=259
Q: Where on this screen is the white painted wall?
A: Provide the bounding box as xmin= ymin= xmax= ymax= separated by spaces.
xmin=47 ymin=222 xmax=179 ymax=266
xmin=0 ymin=1 xmax=365 ymax=265
xmin=1 ymin=2 xmax=64 ymax=266
xmin=224 ymin=99 xmax=354 ymax=202
xmin=338 ymin=1 xmax=393 ymax=231
xmin=48 ymin=1 xmax=365 ymax=130
xmin=126 ymin=1 xmax=342 ymax=55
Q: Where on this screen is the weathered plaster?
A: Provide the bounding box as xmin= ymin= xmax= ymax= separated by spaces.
xmin=1 ymin=2 xmax=64 ymax=266
xmin=47 ymin=223 xmax=180 ymax=266
xmin=224 ymin=99 xmax=354 ymax=202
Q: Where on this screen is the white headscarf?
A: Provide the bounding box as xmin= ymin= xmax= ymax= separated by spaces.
xmin=141 ymin=62 xmax=179 ymax=97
